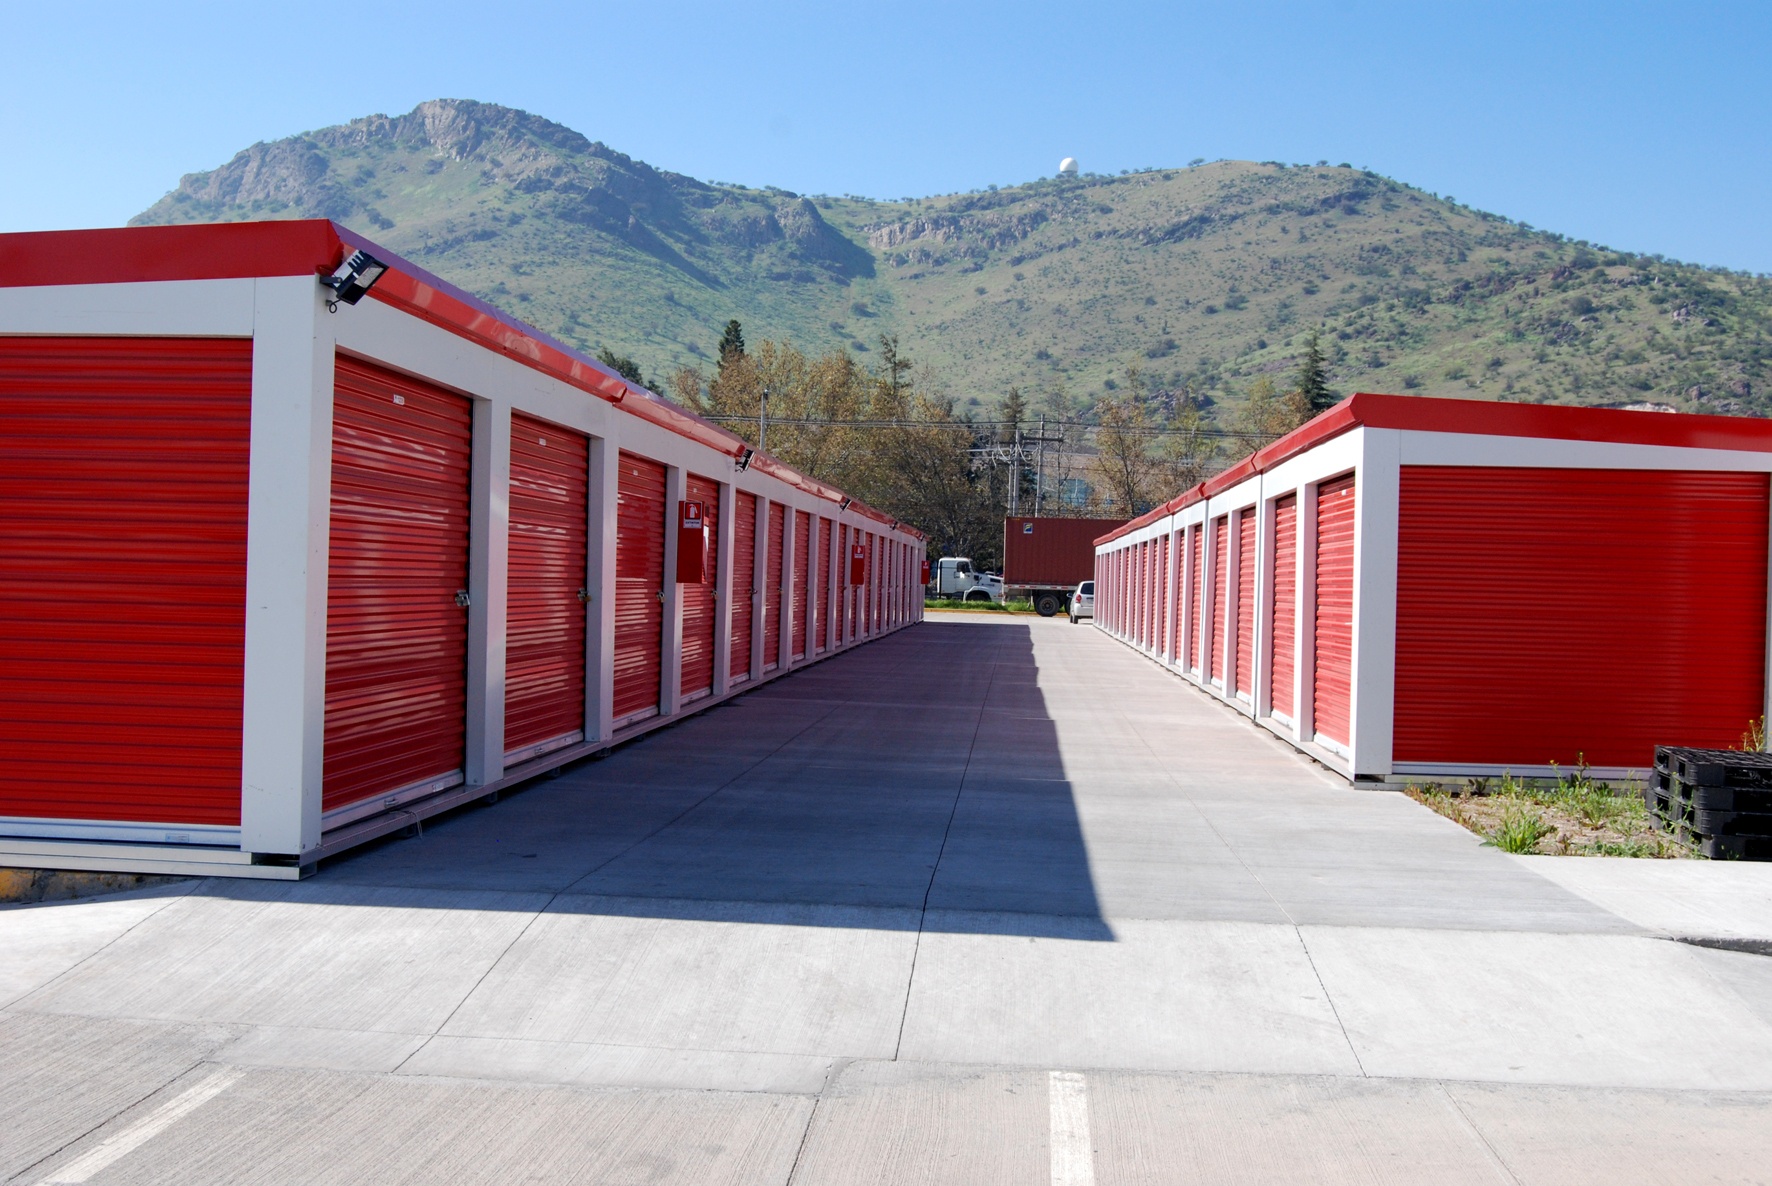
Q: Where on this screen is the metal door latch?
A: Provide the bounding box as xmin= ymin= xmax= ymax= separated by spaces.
xmin=655 ymin=589 xmax=666 ymax=604
xmin=455 ymin=590 xmax=471 ymax=608
xmin=576 ymin=588 xmax=592 ymax=604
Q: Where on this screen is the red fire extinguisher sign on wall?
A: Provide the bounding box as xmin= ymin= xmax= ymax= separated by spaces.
xmin=849 ymin=542 xmax=867 ymax=586
xmin=919 ymin=556 xmax=930 ymax=585
xmin=677 ymin=500 xmax=708 ymax=583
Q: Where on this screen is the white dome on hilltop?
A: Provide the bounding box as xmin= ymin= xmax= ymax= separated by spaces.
xmin=1058 ymin=157 xmax=1078 ymax=176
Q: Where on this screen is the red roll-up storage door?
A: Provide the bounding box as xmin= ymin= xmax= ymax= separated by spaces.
xmin=817 ymin=518 xmax=833 ymax=652
xmin=1394 ymin=467 xmax=1769 ymax=769
xmin=1171 ymin=531 xmax=1184 ymax=658
xmin=1157 ymin=534 xmax=1170 ymax=657
xmin=613 ymin=451 xmax=666 ymax=725
xmin=1270 ymin=495 xmax=1298 ymax=721
xmin=505 ymin=413 xmax=588 ymax=761
xmin=1235 ymin=508 xmax=1256 ymax=698
xmin=680 ymin=473 xmax=721 ymax=702
xmin=0 ymin=336 xmax=251 ymax=827
xmin=763 ymin=503 xmax=785 ymax=670
xmin=792 ymin=510 xmax=811 ymax=659
xmin=324 ymin=357 xmax=473 ymax=814
xmin=730 ymin=492 xmax=757 ymax=682
xmin=1210 ymin=517 xmax=1229 ymax=684
xmin=1313 ymin=473 xmax=1357 ymax=749
xmin=1188 ymin=527 xmax=1203 ymax=670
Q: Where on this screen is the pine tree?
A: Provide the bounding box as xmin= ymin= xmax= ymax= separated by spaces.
xmin=717 ymin=319 xmax=745 ymax=371
xmin=596 ymin=347 xmax=646 ymax=388
xmin=998 ymin=386 xmax=1026 ymax=444
xmin=1296 ymin=328 xmax=1335 ymax=414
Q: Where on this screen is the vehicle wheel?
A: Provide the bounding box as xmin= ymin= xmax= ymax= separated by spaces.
xmin=1068 ymin=613 xmax=1077 ymax=624
xmin=1034 ymin=592 xmax=1061 ymax=617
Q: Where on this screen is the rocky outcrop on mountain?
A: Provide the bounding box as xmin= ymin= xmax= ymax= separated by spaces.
xmin=133 ymin=99 xmax=870 ymax=285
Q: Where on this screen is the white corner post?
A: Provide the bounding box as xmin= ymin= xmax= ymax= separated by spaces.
xmin=780 ymin=509 xmax=797 ymax=668
xmin=465 ymin=398 xmax=510 ymax=787
xmin=1350 ymin=429 xmax=1400 ymax=780
xmin=661 ymin=466 xmax=685 ymax=717
xmin=587 ymin=435 xmax=617 ymax=744
xmin=239 ymin=276 xmax=335 ymax=858
xmin=714 ymin=480 xmax=735 ymax=696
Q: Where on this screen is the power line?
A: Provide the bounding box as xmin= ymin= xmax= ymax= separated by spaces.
xmin=695 ymin=413 xmax=1271 ymax=440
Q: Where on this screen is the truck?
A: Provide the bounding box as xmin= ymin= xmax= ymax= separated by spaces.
xmin=930 ymin=556 xmax=1005 ymax=603
xmin=1002 ymin=516 xmax=1127 ymax=617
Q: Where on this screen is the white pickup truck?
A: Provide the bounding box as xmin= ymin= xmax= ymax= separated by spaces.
xmin=930 ymin=556 xmax=1005 ymax=603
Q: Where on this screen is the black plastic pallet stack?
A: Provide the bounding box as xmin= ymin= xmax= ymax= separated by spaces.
xmin=1653 ymin=746 xmax=1772 ymax=859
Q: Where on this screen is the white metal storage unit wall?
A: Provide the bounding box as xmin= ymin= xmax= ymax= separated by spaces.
xmin=0 ymin=221 xmax=925 ymax=878
xmin=1095 ymin=394 xmax=1772 ymax=782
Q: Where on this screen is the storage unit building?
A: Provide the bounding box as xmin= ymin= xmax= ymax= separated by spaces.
xmin=1094 ymin=394 xmax=1772 ymax=782
xmin=0 ymin=220 xmax=924 ymax=878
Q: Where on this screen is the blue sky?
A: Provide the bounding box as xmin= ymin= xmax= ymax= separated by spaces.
xmin=5 ymin=1 xmax=1769 ymax=271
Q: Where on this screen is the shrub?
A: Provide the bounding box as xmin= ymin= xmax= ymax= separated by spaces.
xmin=1489 ymin=802 xmax=1554 ymax=853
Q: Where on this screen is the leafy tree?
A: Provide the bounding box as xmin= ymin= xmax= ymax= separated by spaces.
xmin=1295 ymin=328 xmax=1336 ymax=414
xmin=1157 ymin=391 xmax=1220 ymax=490
xmin=1092 ymin=394 xmax=1159 ymax=515
xmin=717 ymin=319 xmax=746 ymax=371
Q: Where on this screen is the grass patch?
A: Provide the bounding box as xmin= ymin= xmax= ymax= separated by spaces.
xmin=923 ymin=598 xmax=1036 ymax=613
xmin=1405 ymin=760 xmax=1695 ymax=858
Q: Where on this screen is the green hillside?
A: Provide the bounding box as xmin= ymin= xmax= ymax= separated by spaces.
xmin=134 ymin=99 xmax=1772 ymax=421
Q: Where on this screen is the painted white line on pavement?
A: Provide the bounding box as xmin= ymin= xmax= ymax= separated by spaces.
xmin=37 ymin=1066 xmax=241 ymax=1185
xmin=1049 ymin=1070 xmax=1095 ymax=1186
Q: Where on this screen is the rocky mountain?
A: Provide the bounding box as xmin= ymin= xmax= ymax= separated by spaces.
xmin=135 ymin=99 xmax=1772 ymax=420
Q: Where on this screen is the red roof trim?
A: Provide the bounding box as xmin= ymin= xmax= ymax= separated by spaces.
xmin=1096 ymin=392 xmax=1772 ymax=547
xmin=0 ymin=221 xmax=922 ymax=540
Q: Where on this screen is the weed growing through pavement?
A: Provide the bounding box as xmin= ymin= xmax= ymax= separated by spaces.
xmin=1404 ymin=757 xmax=1694 ymax=858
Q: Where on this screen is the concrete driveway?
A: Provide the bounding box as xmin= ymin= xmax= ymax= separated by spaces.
xmin=5 ymin=613 xmax=1772 ymax=1184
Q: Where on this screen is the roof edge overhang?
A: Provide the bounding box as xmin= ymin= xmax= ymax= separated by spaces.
xmin=1096 ymin=392 xmax=1772 ymax=548
xmin=0 ymin=221 xmax=921 ymax=540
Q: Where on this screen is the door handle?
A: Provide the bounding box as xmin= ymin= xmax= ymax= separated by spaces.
xmin=455 ymin=590 xmax=471 ymax=608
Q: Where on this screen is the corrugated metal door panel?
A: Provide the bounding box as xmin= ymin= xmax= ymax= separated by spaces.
xmin=817 ymin=518 xmax=832 ymax=652
xmin=1158 ymin=535 xmax=1170 ymax=657
xmin=613 ymin=451 xmax=666 ymax=724
xmin=1136 ymin=542 xmax=1147 ymax=647
xmin=1235 ymin=508 xmax=1256 ymax=697
xmin=792 ymin=510 xmax=811 ymax=659
xmin=1270 ymin=495 xmax=1298 ymax=721
xmin=1210 ymin=517 xmax=1229 ymax=684
xmin=861 ymin=532 xmax=872 ymax=636
xmin=1313 ymin=473 xmax=1357 ymax=748
xmin=324 ymin=357 xmax=473 ymax=813
xmin=763 ymin=502 xmax=785 ymax=669
xmin=680 ymin=473 xmax=721 ymax=701
xmin=0 ymin=337 xmax=251 ymax=826
xmin=1188 ymin=527 xmax=1203 ymax=670
xmin=1172 ymin=532 xmax=1185 ymax=658
xmin=1143 ymin=541 xmax=1154 ymax=646
xmin=1395 ymin=467 xmax=1770 ymax=768
xmin=505 ymin=413 xmax=588 ymax=758
xmin=1155 ymin=537 xmax=1166 ymax=649
xmin=729 ymin=492 xmax=757 ymax=681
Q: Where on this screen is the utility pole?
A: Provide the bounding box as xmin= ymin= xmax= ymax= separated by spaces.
xmin=1009 ymin=428 xmax=1022 ymax=517
xmin=1035 ymin=414 xmax=1046 ymax=516
xmin=759 ymin=386 xmax=769 ymax=453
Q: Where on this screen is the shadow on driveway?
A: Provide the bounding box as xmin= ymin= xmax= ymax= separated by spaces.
xmin=299 ymin=621 xmax=1113 ymax=939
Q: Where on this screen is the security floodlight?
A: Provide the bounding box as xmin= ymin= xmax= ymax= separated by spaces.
xmin=735 ymin=448 xmax=755 ymax=472
xmin=838 ymin=496 xmax=852 ymax=511
xmin=319 ymin=250 xmax=389 ymax=311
